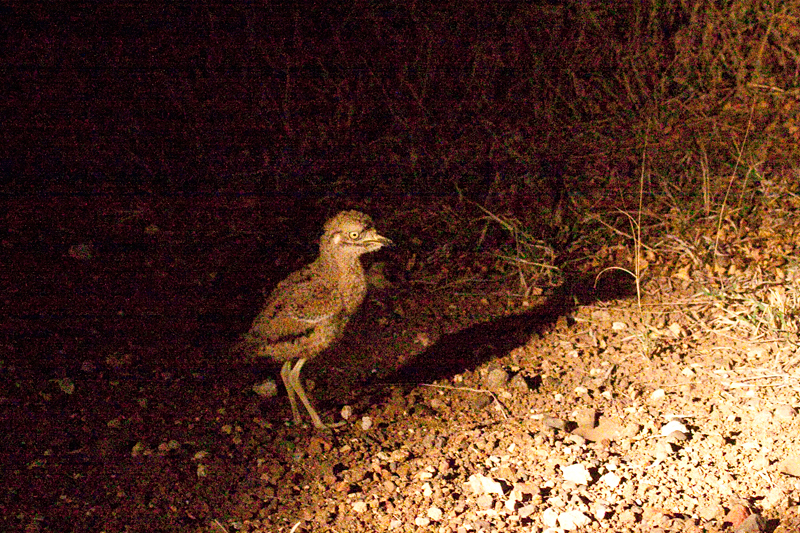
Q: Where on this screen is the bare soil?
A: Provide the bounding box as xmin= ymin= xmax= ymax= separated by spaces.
xmin=2 ymin=194 xmax=799 ymax=533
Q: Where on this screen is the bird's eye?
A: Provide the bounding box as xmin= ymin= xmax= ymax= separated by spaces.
xmin=349 ymin=231 xmax=361 ymax=240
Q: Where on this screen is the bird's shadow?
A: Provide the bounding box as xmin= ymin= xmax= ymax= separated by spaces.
xmin=336 ymin=269 xmax=637 ymax=416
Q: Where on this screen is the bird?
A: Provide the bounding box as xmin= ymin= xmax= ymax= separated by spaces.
xmin=240 ymin=210 xmax=392 ymax=429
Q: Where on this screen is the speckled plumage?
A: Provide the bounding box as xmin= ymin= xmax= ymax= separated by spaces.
xmin=241 ymin=210 xmax=391 ymax=429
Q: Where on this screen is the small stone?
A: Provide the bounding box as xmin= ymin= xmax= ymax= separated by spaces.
xmin=778 ymin=456 xmax=800 ymax=477
xmin=414 ymin=516 xmax=430 ymax=527
xmin=68 ymin=243 xmax=94 ymax=260
xmin=618 ymin=509 xmax=637 ymax=524
xmin=750 ymin=456 xmax=769 ymax=470
xmin=519 ymin=504 xmax=537 ymax=518
xmin=725 ymin=504 xmax=750 ymax=528
xmin=697 ymin=503 xmax=723 ymax=520
xmin=733 ymin=513 xmax=766 ymax=533
xmin=775 ymin=405 xmax=797 ymax=420
xmin=470 ymin=394 xmax=492 ymax=410
xmin=427 ymin=506 xmax=443 ymax=521
xmin=543 ymin=416 xmax=566 ymax=431
xmin=575 ymin=408 xmax=597 ymax=428
xmin=753 ymin=410 xmax=772 ymax=424
xmin=509 ymin=373 xmax=530 ymax=392
xmin=593 ymin=503 xmax=610 ymax=520
xmin=504 ymin=498 xmax=516 ymax=512
xmin=660 ymin=419 xmax=688 ymax=436
xmin=558 ymin=510 xmax=591 ymax=530
xmin=252 ymin=380 xmax=278 ymax=398
xmin=652 ymin=441 xmax=673 ymax=461
xmin=352 ymin=501 xmax=367 ymax=513
xmin=600 ymin=472 xmax=620 ymax=488
xmin=649 ymin=388 xmax=666 ymax=402
xmin=762 ymin=487 xmax=789 ymax=509
xmin=542 ymin=508 xmax=560 ymax=528
xmin=476 ymin=493 xmax=494 ymax=509
xmin=485 ymin=367 xmax=509 ymax=388
xmin=466 ymin=473 xmax=504 ymax=495
xmin=562 ymin=464 xmax=592 ymax=485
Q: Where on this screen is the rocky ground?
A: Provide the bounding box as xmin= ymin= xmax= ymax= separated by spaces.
xmin=2 ymin=191 xmax=800 ymax=533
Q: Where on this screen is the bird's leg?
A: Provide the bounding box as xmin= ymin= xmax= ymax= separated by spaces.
xmin=286 ymin=358 xmax=331 ymax=430
xmin=280 ymin=360 xmax=302 ymax=425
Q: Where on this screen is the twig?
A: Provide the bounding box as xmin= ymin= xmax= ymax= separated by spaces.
xmin=420 ymin=383 xmax=510 ymax=420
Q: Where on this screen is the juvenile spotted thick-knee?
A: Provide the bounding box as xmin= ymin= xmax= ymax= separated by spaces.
xmin=240 ymin=211 xmax=392 ymax=429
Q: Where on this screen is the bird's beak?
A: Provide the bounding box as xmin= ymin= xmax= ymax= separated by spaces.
xmin=366 ymin=231 xmax=393 ymax=249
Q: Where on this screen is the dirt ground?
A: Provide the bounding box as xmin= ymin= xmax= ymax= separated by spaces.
xmin=2 ymin=193 xmax=800 ymax=533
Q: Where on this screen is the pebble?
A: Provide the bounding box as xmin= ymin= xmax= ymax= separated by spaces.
xmin=542 ymin=508 xmax=560 ymax=527
xmin=660 ymin=419 xmax=688 ymax=437
xmin=485 ymin=367 xmax=509 ymax=388
xmin=618 ymin=509 xmax=637 ymax=524
xmin=599 ymin=472 xmax=620 ymax=488
xmin=558 ymin=509 xmax=590 ymax=530
xmin=427 ymin=506 xmax=443 ymax=521
xmin=561 ymin=464 xmax=592 ymax=485
xmin=593 ymin=503 xmax=610 ymax=520
xmin=476 ymin=493 xmax=494 ymax=509
xmin=697 ymin=502 xmax=723 ymax=520
xmin=650 ymin=388 xmax=666 ymax=401
xmin=575 ymin=408 xmax=597 ymax=428
xmin=762 ymin=487 xmax=789 ymax=509
xmin=360 ymin=416 xmax=373 ymax=431
xmin=725 ymin=504 xmax=750 ymax=528
xmin=470 ymin=394 xmax=492 ymax=410
xmin=778 ymin=456 xmax=800 ymax=477
xmin=733 ymin=513 xmax=766 ymax=533
xmin=543 ymin=416 xmax=566 ymax=431
xmin=509 ymin=372 xmax=530 ymax=391
xmin=774 ymin=405 xmax=797 ymax=420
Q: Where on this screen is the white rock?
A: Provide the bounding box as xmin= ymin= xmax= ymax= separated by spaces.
xmin=360 ymin=416 xmax=373 ymax=430
xmin=466 ymin=473 xmax=504 ymax=495
xmin=542 ymin=508 xmax=560 ymax=528
xmin=779 ymin=456 xmax=800 ymax=477
xmin=427 ymin=506 xmax=443 ymax=521
xmin=352 ymin=501 xmax=367 ymax=513
xmin=650 ymin=388 xmax=666 ymax=401
xmin=593 ymin=503 xmax=610 ymax=520
xmin=561 ymin=464 xmax=592 ymax=485
xmin=600 ymin=472 xmax=621 ymax=488
xmin=660 ymin=419 xmax=687 ymax=436
xmin=252 ymin=380 xmax=277 ymax=398
xmin=558 ymin=509 xmax=591 ymax=530
xmin=763 ymin=487 xmax=789 ymax=509
xmin=340 ymin=405 xmax=353 ymax=420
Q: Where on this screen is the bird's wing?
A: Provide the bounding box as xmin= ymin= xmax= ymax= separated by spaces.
xmin=278 ymin=267 xmax=341 ymax=321
xmin=249 ymin=266 xmax=341 ymax=340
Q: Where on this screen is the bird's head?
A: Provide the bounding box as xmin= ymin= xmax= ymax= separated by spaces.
xmin=321 ymin=210 xmax=392 ymax=256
